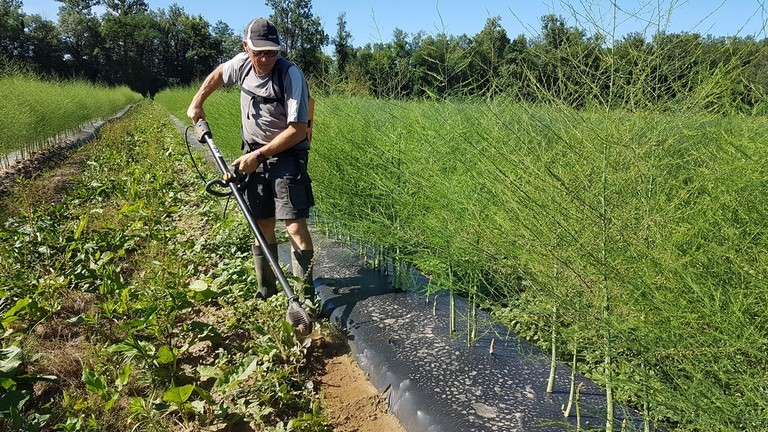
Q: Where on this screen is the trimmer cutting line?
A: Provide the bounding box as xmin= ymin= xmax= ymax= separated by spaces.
xmin=194 ymin=119 xmax=313 ymax=338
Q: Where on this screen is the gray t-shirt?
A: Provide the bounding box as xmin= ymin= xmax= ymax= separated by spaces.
xmin=221 ymin=52 xmax=309 ymax=147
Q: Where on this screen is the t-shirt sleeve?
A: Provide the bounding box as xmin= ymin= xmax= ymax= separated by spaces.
xmin=221 ymin=52 xmax=249 ymax=87
xmin=284 ymin=66 xmax=308 ymax=124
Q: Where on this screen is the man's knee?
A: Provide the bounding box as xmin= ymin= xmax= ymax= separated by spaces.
xmin=284 ymin=218 xmax=312 ymax=249
xmin=285 ymin=219 xmax=308 ymax=235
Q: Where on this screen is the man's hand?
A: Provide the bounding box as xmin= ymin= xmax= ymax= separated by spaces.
xmin=187 ymin=104 xmax=206 ymax=124
xmin=232 ymin=152 xmax=261 ymax=174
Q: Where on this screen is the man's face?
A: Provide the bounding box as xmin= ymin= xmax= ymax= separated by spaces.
xmin=243 ymin=42 xmax=279 ymax=75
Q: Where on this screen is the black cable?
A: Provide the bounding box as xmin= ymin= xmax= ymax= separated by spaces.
xmin=184 ymin=125 xmax=209 ymax=184
xmin=184 ymin=125 xmax=232 ymax=218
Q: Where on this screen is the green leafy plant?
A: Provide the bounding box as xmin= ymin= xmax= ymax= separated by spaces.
xmin=1 ymin=102 xmax=329 ymax=430
xmin=0 ymin=346 xmax=57 ymax=427
xmin=82 ymin=364 xmax=131 ymax=410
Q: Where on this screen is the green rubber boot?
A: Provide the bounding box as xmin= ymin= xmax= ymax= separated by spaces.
xmin=253 ymin=243 xmax=278 ymax=299
xmin=291 ymin=249 xmax=315 ymax=302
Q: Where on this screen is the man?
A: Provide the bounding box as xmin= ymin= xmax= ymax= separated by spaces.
xmin=187 ymin=17 xmax=315 ymax=302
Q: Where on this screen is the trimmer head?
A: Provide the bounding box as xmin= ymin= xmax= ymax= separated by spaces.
xmin=286 ymin=297 xmax=313 ymax=338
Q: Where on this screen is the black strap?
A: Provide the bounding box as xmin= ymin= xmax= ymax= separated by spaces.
xmin=244 ymin=139 xmax=309 ymax=154
xmin=240 ymin=88 xmax=280 ymax=105
xmin=239 ymin=57 xmax=293 ymax=108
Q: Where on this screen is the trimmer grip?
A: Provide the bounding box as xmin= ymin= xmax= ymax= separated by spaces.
xmin=194 ymin=119 xmax=212 ymax=143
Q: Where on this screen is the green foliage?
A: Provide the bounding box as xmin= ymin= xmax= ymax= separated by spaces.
xmin=155 ymin=85 xmax=243 ymax=157
xmin=0 ymin=102 xmax=327 ymax=430
xmin=0 ymin=69 xmax=141 ymax=163
xmin=4 ymin=1 xmax=767 ymax=112
xmin=2 ymin=2 xmax=239 ymax=95
xmin=0 ymin=345 xmax=57 ymax=426
xmin=305 ymin=95 xmax=768 ymax=430
xmin=267 ymin=0 xmax=329 ymax=79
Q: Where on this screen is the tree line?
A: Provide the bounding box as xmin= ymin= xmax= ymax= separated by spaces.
xmin=1 ymin=0 xmax=242 ymax=95
xmin=2 ymin=0 xmax=766 ymax=112
xmin=336 ymin=13 xmax=768 ymax=113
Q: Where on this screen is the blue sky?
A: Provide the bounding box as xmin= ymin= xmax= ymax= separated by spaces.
xmin=22 ymin=0 xmax=767 ymax=45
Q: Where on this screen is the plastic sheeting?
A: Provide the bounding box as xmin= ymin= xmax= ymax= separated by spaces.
xmin=301 ymin=234 xmax=645 ymax=432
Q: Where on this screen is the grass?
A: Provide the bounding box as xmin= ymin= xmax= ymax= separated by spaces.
xmin=0 ymin=65 xmax=141 ymax=166
xmin=155 ymin=86 xmax=243 ymax=157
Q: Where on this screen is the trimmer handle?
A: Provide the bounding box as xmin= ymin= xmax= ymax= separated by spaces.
xmin=205 ymin=165 xmax=250 ymax=197
xmin=195 ymin=119 xmax=212 ymax=143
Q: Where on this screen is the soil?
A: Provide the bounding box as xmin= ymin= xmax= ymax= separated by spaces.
xmin=309 ymin=332 xmax=406 ymax=432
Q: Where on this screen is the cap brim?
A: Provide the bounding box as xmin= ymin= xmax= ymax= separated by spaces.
xmin=246 ymin=40 xmax=280 ymax=50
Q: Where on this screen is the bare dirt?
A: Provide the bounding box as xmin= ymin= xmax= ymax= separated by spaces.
xmin=310 ymin=332 xmax=405 ymax=432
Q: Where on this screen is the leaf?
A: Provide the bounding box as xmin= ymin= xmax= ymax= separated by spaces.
xmin=104 ymin=392 xmax=119 ymax=411
xmin=3 ymin=298 xmax=30 ymax=319
xmin=163 ymin=385 xmax=195 ymax=405
xmin=12 ymin=374 xmax=57 ymax=384
xmin=156 ymin=346 xmax=176 ymax=365
xmin=0 ymin=346 xmax=23 ymax=378
xmin=187 ymin=321 xmax=223 ymax=343
xmin=74 ymin=216 xmax=88 ymax=240
xmin=196 ymin=365 xmax=222 ymax=379
xmin=116 ymin=365 xmax=131 ymax=388
xmin=188 ymin=280 xmax=208 ymax=292
xmin=82 ymin=368 xmax=107 ymax=396
xmin=190 ymin=400 xmax=206 ymax=414
xmin=67 ymin=314 xmax=86 ymax=324
xmin=213 ymin=356 xmax=260 ymax=390
xmin=0 ymin=388 xmax=31 ymax=415
xmin=0 ymin=378 xmax=15 ymax=391
xmin=188 ymin=280 xmax=218 ymax=302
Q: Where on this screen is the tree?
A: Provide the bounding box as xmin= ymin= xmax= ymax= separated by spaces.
xmin=23 ymin=14 xmax=65 ymax=75
xmin=58 ymin=3 xmax=102 ymax=79
xmin=333 ymin=11 xmax=352 ymax=76
xmin=530 ymin=14 xmax=594 ymax=106
xmin=0 ymin=0 xmax=25 ymax=58
xmin=414 ymin=32 xmax=474 ymax=98
xmin=211 ymin=20 xmax=241 ymax=62
xmin=102 ymin=0 xmax=148 ymax=16
xmin=154 ymin=5 xmax=218 ymax=87
xmin=540 ymin=14 xmax=584 ymax=50
xmin=472 ymin=16 xmax=511 ymax=96
xmin=56 ymin=0 xmax=100 ymax=12
xmin=500 ymin=34 xmax=531 ymax=100
xmin=265 ymin=0 xmax=328 ymax=78
xmin=100 ymin=10 xmax=162 ymax=94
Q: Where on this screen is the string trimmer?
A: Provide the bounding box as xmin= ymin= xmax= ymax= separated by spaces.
xmin=194 ymin=119 xmax=313 ymax=338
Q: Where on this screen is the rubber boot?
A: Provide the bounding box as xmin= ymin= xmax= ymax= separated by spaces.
xmin=291 ymin=249 xmax=315 ymax=302
xmin=253 ymin=243 xmax=278 ymax=300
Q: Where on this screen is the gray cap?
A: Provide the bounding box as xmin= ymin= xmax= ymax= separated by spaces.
xmin=244 ymin=18 xmax=281 ymax=51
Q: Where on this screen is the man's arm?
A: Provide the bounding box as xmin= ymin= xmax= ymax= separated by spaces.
xmin=187 ymin=64 xmax=225 ymax=123
xmin=261 ymin=121 xmax=307 ymax=156
xmin=232 ymin=121 xmax=307 ymax=174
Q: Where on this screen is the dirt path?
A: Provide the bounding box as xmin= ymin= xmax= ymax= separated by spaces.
xmin=311 ymin=333 xmax=405 ymax=432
